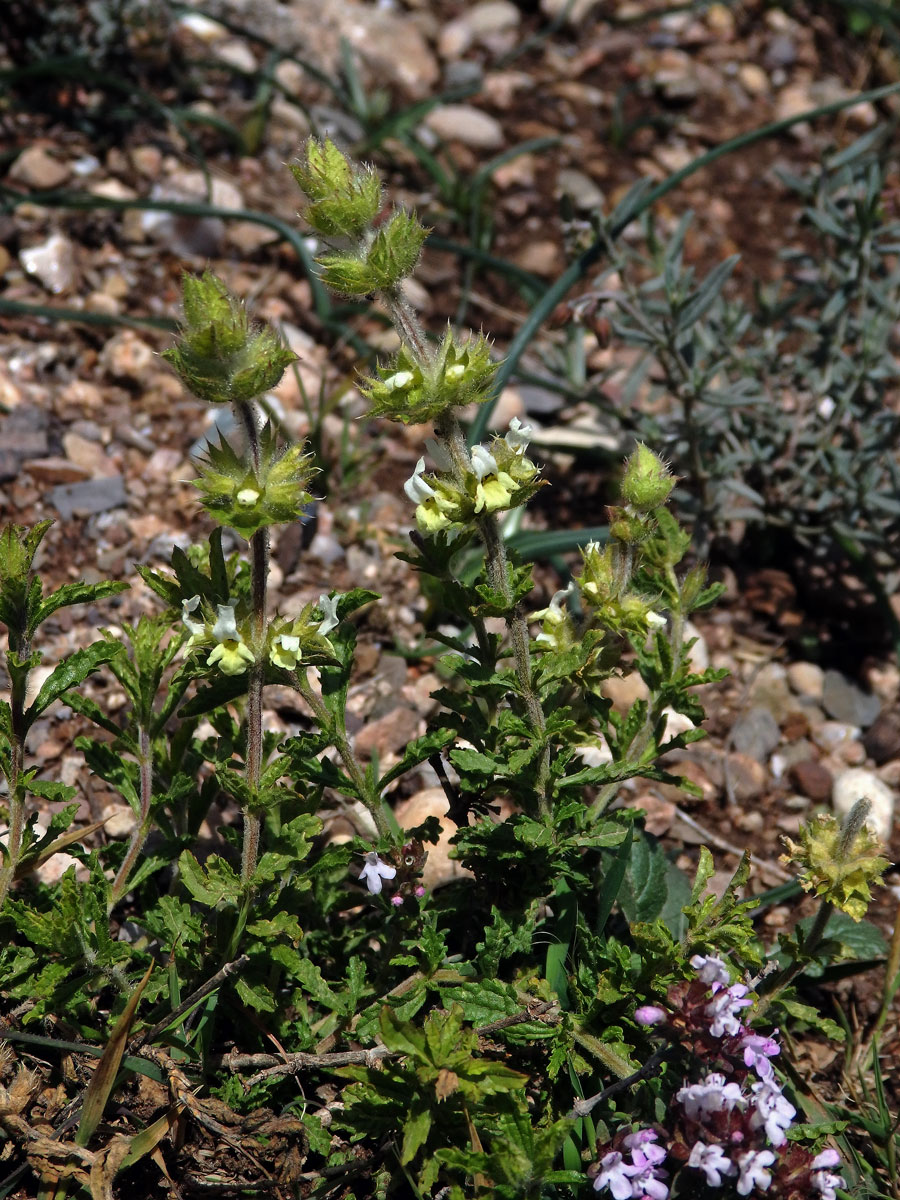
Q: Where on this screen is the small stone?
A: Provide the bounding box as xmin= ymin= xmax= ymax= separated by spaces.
xmin=662 ymin=707 xmax=696 ymax=739
xmin=731 ymin=706 xmax=781 ymax=763
xmin=393 ymin=787 xmax=473 ymax=891
xmin=425 ymin=105 xmax=505 ymax=149
xmin=355 ymin=706 xmax=422 ymax=759
xmin=63 ymin=432 xmax=118 ymax=477
xmin=89 ymin=178 xmax=137 ymax=202
xmin=20 ymin=233 xmax=77 ymax=294
xmin=739 ymin=63 xmax=769 ymax=95
xmin=213 ymin=38 xmax=257 ymax=72
xmin=765 ymin=34 xmax=797 ymax=69
xmin=813 ymin=720 xmax=861 ymax=755
xmin=49 ymin=475 xmax=127 ymax=519
xmin=102 ymin=803 xmax=138 ymax=839
xmin=866 ymin=661 xmax=900 ymax=702
xmin=36 ymin=850 xmax=87 ymax=886
xmin=832 ymin=767 xmax=895 ymax=841
xmin=603 ymin=673 xmax=649 ymax=713
xmin=308 ymin=532 xmax=345 ymax=566
xmin=662 ymin=759 xmax=717 ymax=804
xmin=25 ymin=457 xmax=91 ymax=485
xmin=557 ymin=168 xmax=604 ymax=212
xmin=439 ymin=1 xmax=520 ymax=57
xmin=634 ymin=793 xmax=676 ymax=836
xmin=683 ymin=621 xmax=709 ymax=673
xmin=100 ymin=331 xmax=155 ymax=384
xmin=736 ymin=809 xmax=765 ymax=833
xmin=131 ymin=145 xmax=163 ymax=177
xmin=787 ymin=661 xmax=824 ymax=700
xmin=725 ymin=752 xmax=767 ymax=803
xmin=514 ymin=239 xmax=561 ymax=276
xmin=540 ymin=0 xmax=601 ymax=21
xmin=822 ymin=669 xmax=881 ymax=728
xmin=8 ymin=145 xmax=70 ymax=189
xmin=863 ymin=710 xmax=900 ymax=766
xmin=789 ymin=759 xmax=833 ymax=803
xmin=748 ymin=662 xmax=794 ymax=722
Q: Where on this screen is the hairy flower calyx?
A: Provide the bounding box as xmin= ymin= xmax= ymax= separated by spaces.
xmin=290 ymin=138 xmax=383 ymax=239
xmin=163 ymin=271 xmax=296 ymax=406
xmin=193 ymin=423 xmax=315 ymax=538
xmin=781 ymin=805 xmax=888 ymax=921
xmin=362 ymin=329 xmax=497 ymax=425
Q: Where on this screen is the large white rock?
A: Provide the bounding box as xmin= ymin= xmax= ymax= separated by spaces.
xmin=832 ymin=767 xmax=895 ymax=842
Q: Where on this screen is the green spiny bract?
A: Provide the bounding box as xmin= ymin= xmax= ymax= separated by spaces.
xmin=781 ymin=809 xmax=889 ymax=922
xmin=361 ymin=329 xmax=497 ymax=424
xmin=290 ymin=138 xmax=383 ymax=239
xmin=193 ymin=423 xmax=315 ymax=539
xmin=163 ymin=272 xmax=296 ymax=406
xmin=317 ymin=211 xmax=428 ymax=297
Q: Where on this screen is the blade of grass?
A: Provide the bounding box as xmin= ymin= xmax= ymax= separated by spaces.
xmin=0 ymin=185 xmax=333 ymax=323
xmin=75 ymin=963 xmax=153 ymax=1147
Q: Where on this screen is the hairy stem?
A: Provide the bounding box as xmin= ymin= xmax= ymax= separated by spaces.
xmin=0 ymin=629 xmax=30 ymax=910
xmin=435 ymin=412 xmax=551 ymax=816
xmin=294 ymin=670 xmax=391 ymax=839
xmin=235 ymin=400 xmax=268 ymax=888
xmin=108 ymin=725 xmax=153 ymax=912
xmin=755 ymin=899 xmax=834 ymax=1021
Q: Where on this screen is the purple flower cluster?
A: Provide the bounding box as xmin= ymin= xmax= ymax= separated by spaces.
xmin=590 ymin=954 xmax=847 ymax=1199
xmin=593 ymin=1131 xmax=668 ymax=1199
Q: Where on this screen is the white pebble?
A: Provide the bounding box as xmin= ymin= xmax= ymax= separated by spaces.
xmin=832 ymin=767 xmax=895 ymax=842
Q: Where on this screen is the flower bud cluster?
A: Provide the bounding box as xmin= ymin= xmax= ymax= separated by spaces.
xmin=404 ymin=418 xmax=542 ymax=534
xmin=194 ymin=423 xmax=315 ymax=539
xmin=781 ymin=808 xmax=888 ymax=922
xmin=577 ymin=540 xmax=667 ymax=639
xmin=163 ymin=271 xmax=296 ymax=407
xmin=291 ymin=138 xmax=427 ymax=297
xmin=591 ymin=955 xmax=846 ymax=1199
xmin=361 ymin=329 xmax=498 ymax=425
xmin=181 ymin=593 xmax=339 ymax=677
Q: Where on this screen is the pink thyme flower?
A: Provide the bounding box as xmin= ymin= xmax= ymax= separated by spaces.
xmin=749 ymin=1079 xmax=796 ymax=1147
xmin=593 ymin=1151 xmax=637 ymax=1199
xmin=811 ymin=1149 xmax=846 ymax=1200
xmin=677 ymin=1073 xmax=745 ymax=1121
xmin=706 ymin=982 xmax=754 ymax=1038
xmin=691 ymin=954 xmax=731 ymax=986
xmin=740 ymin=1032 xmax=780 ymax=1079
xmin=359 ymin=852 xmax=397 ymax=895
xmin=736 ymin=1149 xmax=775 ymax=1195
xmin=687 ymin=1142 xmax=736 ymax=1188
xmin=635 ymin=1005 xmax=667 ymax=1026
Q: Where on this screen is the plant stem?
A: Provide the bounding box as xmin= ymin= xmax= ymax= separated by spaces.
xmin=235 ymin=400 xmax=268 ymax=888
xmin=755 ymin=899 xmax=834 ymax=1021
xmin=293 ymin=670 xmax=391 ymax=839
xmin=435 ymin=412 xmax=551 ymax=817
xmin=108 ymin=725 xmax=153 ymax=912
xmin=0 ymin=739 xmax=25 ymax=912
xmin=0 ymin=631 xmax=30 ymax=910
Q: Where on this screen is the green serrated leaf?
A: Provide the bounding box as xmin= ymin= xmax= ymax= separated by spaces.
xmin=27 ymin=642 xmax=124 ymax=722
